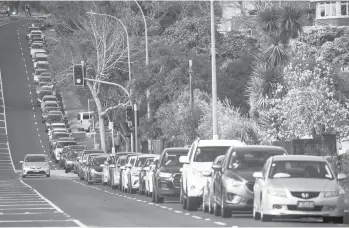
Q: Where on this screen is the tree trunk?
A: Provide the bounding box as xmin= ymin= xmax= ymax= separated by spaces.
xmin=91 ymin=91 xmax=106 ymax=152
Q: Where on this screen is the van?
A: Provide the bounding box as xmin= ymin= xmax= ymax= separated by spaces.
xmin=77 ymin=111 xmax=94 ymax=132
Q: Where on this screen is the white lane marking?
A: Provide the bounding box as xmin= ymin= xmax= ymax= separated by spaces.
xmin=0 ymin=204 xmax=49 ymax=207
xmin=192 ymin=215 xmax=202 ymax=219
xmin=205 ymin=218 xmax=210 ymax=221
xmin=0 ymin=207 xmax=55 ymax=211
xmin=72 ymin=219 xmax=87 ymax=228
xmin=0 ymin=69 xmax=14 ymax=171
xmin=0 ymin=201 xmax=45 ymax=203
xmin=214 ymin=221 xmax=227 ymax=226
xmin=136 ymin=199 xmax=142 ymax=202
xmin=20 ymin=180 xmax=64 ymax=213
xmin=0 ymin=219 xmax=77 ymax=223
xmin=160 ymin=206 xmax=167 ymax=209
xmin=184 ymin=212 xmax=190 ymax=215
xmin=174 ymin=210 xmax=182 ymax=213
xmin=148 ymin=202 xmax=154 ymax=205
xmin=168 ymin=208 xmax=172 ymax=210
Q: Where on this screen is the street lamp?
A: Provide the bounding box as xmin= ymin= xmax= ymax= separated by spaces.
xmin=211 ymin=0 xmax=219 ymax=140
xmin=86 ymin=11 xmax=132 ymax=82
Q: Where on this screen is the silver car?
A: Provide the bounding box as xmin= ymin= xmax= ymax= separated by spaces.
xmin=253 ymin=155 xmax=347 ymax=223
xmin=21 ymin=154 xmax=51 ymax=178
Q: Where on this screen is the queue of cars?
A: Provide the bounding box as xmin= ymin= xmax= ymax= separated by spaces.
xmin=20 ymin=25 xmax=348 ymax=224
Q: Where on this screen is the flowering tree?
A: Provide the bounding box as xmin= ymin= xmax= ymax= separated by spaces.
xmin=262 ymin=59 xmax=349 ymax=141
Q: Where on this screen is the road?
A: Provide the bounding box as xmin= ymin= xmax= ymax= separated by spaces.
xmin=0 ymin=20 xmax=346 ymax=227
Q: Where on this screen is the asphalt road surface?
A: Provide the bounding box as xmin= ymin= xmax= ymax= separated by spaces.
xmin=0 ymin=20 xmax=346 ymax=227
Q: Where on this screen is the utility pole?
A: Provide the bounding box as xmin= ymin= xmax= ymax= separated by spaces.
xmin=189 ymin=60 xmax=194 ymax=114
xmin=211 ymin=0 xmax=219 ymax=140
xmin=134 ymin=104 xmax=138 ymax=152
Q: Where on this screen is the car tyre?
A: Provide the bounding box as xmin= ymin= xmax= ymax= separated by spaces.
xmin=154 ymin=189 xmax=164 ymax=203
xmin=213 ymin=199 xmax=221 ymax=216
xmin=221 ymin=194 xmax=232 ymax=218
xmin=323 ymin=216 xmax=343 ymax=224
xmin=186 ymin=197 xmax=198 ymax=211
xmin=181 ymin=189 xmax=187 ymax=210
xmin=203 ymin=194 xmax=209 ymax=213
xmin=46 ymin=173 xmax=50 ymax=177
xmin=128 ymin=180 xmax=132 ymax=194
xmin=253 ymin=207 xmax=261 ymax=220
xmin=22 ymin=174 xmax=26 ymax=178
xmin=208 ymin=196 xmax=214 ymax=214
xmin=261 ymin=213 xmax=272 ymax=222
xmin=64 ymin=169 xmax=69 ymax=173
xmin=151 ymin=189 xmax=156 ymax=203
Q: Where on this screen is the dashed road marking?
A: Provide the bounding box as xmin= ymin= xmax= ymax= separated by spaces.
xmin=214 ymin=221 xmax=227 ymax=226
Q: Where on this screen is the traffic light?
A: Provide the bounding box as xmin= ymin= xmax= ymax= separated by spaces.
xmin=73 ymin=64 xmax=84 ymax=86
xmin=126 ymin=106 xmax=133 ymax=123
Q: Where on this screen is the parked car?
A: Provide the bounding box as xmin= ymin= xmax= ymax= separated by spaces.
xmin=110 ymin=153 xmax=138 ymax=190
xmin=83 ymin=153 xmax=104 ymax=181
xmin=210 ymin=145 xmax=288 ymax=218
xmin=152 ymin=147 xmax=189 ymax=203
xmin=52 ymin=140 xmax=76 ymax=163
xmin=77 ymin=150 xmax=104 ymax=180
xmin=102 ymin=152 xmax=129 ymax=186
xmin=86 ymin=155 xmax=108 ymax=184
xmin=37 ymin=89 xmax=53 ymax=106
xmin=59 ymin=146 xmax=71 ymax=167
xmin=253 ymin=155 xmax=346 ymax=223
xmin=138 ymin=157 xmax=158 ymax=195
xmin=145 ymin=157 xmax=159 ymax=197
xmin=180 ymin=139 xmax=245 ymax=211
xmin=20 ymin=154 xmax=51 ymax=178
xmin=202 ymin=155 xmax=225 ymax=214
xmin=125 ymin=154 xmax=158 ymax=194
xmin=74 ymin=151 xmax=84 ymax=174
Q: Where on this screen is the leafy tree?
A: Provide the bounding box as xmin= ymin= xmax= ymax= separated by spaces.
xmin=247 ymin=3 xmax=305 ymax=115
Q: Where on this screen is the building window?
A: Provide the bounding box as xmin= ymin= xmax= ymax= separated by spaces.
xmin=341 ymin=1 xmax=349 ymax=16
xmin=319 ymin=2 xmax=337 ymax=17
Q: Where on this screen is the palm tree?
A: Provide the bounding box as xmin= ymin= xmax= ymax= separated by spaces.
xmin=247 ymin=2 xmax=304 ymax=117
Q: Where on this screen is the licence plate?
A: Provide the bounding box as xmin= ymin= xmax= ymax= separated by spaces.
xmin=297 ymin=201 xmax=314 ymax=208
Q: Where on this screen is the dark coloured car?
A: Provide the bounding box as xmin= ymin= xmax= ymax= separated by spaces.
xmin=78 ymin=150 xmax=104 ymax=180
xmin=152 ymin=147 xmax=190 ymax=203
xmin=211 ymin=145 xmax=288 ymax=218
xmin=64 ymin=150 xmax=79 ymax=173
xmin=86 ymin=154 xmax=107 ymax=184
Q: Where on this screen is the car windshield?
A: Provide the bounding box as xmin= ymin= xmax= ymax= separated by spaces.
xmin=36 ymin=57 xmax=47 ymax=61
xmin=162 ymin=149 xmax=189 ymax=166
xmin=67 ymin=152 xmax=78 ymax=159
xmin=69 ymin=145 xmax=86 ymax=150
xmin=228 ymin=150 xmax=284 ymax=171
xmin=57 ymin=142 xmax=76 ymax=148
xmin=92 ymin=157 xmax=107 ymax=166
xmin=32 ymin=44 xmax=41 ymax=49
xmin=40 ymin=78 xmax=51 ymax=82
xmin=135 ymin=157 xmax=153 ymax=167
xmin=55 ymin=133 xmax=70 ymax=138
xmin=268 ymin=160 xmax=334 ymax=180
xmin=39 ymin=91 xmax=52 ymax=99
xmin=48 ymin=115 xmax=61 ymax=121
xmin=44 ymin=98 xmax=56 ymax=102
xmin=193 ymin=146 xmax=230 ymax=162
xmin=46 ymin=103 xmax=58 ymax=107
xmin=118 ymin=156 xmax=127 ymax=166
xmin=25 ymin=156 xmax=46 ymax=162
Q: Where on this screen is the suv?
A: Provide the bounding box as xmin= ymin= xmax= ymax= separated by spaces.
xmin=179 ymin=139 xmax=245 ymax=211
xmin=152 ymin=147 xmax=189 ymax=203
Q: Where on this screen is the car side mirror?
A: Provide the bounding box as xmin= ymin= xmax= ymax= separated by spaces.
xmin=179 ymin=156 xmax=189 ymax=164
xmin=338 ymin=173 xmax=347 ymax=180
xmin=100 ymin=164 xmax=104 ymax=167
xmin=20 ymin=161 xmax=23 ymax=164
xmin=202 ymin=170 xmax=212 ymax=177
xmin=253 ymin=171 xmax=264 ymax=179
xmin=109 ymin=164 xmax=116 ymax=168
xmin=212 ymin=164 xmax=222 ymax=170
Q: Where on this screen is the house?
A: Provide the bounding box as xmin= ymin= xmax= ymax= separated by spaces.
xmin=311 ymin=0 xmax=349 ymax=26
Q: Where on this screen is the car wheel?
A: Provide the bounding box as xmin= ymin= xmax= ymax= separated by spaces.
xmin=221 ymin=193 xmax=232 ymax=218
xmin=22 ymin=174 xmax=26 ymax=178
xmin=213 ymin=199 xmax=221 ymax=216
xmin=323 ymin=216 xmax=343 ymax=224
xmin=64 ymin=169 xmax=68 ymax=173
xmin=253 ymin=207 xmax=261 ymax=220
xmin=151 ymin=187 xmax=156 ymax=203
xmin=181 ymin=187 xmax=187 ymax=210
xmin=80 ymin=173 xmax=84 ymax=180
xmin=145 ymin=190 xmax=148 ymax=197
xmin=203 ymin=193 xmax=209 ymax=213
xmin=187 ymin=196 xmax=198 ymax=211
xmin=154 ymin=188 xmax=164 ymax=203
xmin=128 ymin=180 xmax=132 ymax=194
xmin=208 ymin=196 xmax=214 ymax=214
xmin=260 ymin=198 xmax=272 ymax=222
xmin=46 ymin=173 xmax=50 ymax=177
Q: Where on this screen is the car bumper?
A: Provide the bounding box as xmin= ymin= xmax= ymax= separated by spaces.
xmin=157 ymin=179 xmax=181 ymax=196
xmin=91 ymin=174 xmax=103 ymax=183
xmin=187 ymin=176 xmax=208 ymax=197
xmin=23 ymin=168 xmax=50 ymax=176
xmin=262 ymin=194 xmax=345 ymax=218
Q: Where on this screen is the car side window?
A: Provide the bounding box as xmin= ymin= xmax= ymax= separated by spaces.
xmin=262 ymin=158 xmax=271 ymax=178
xmin=188 ymin=142 xmax=198 ymax=162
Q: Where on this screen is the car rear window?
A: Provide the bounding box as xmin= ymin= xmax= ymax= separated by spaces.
xmin=193 ymin=146 xmax=230 ymax=162
xmin=25 ymin=156 xmax=46 ymax=162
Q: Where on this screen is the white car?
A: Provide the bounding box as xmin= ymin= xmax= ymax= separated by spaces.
xmin=27 ymin=30 xmax=42 ymax=40
xmin=20 ymin=154 xmax=51 ymax=178
xmin=110 ymin=154 xmax=133 ymax=189
xmin=121 ymin=155 xmax=138 ymax=192
xmin=145 ymin=157 xmax=159 ymax=197
xmin=41 ymin=100 xmax=59 ymax=112
xmin=180 ymin=139 xmax=245 ymax=211
xmin=34 ymin=60 xmax=49 ymax=70
xmin=253 ymin=155 xmax=347 ymax=223
xmin=33 ymin=68 xmax=48 ymax=83
xmin=30 ymin=43 xmax=45 ymax=57
xmin=53 ymin=141 xmax=76 ymax=163
xmin=32 ymin=51 xmax=47 ymax=60
xmin=41 ymin=95 xmax=57 ymax=104
xmin=48 ymin=127 xmax=68 ymax=139
xmin=35 ymin=75 xmax=51 ymax=84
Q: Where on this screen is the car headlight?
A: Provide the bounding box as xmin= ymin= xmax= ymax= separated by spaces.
xmin=159 ymin=172 xmax=172 ymax=178
xmin=192 ymin=169 xmax=206 ymax=177
xmin=323 ymin=190 xmax=345 ymax=198
xmin=267 ymin=188 xmax=287 ymax=197
xmin=225 ymin=178 xmax=243 ymax=187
